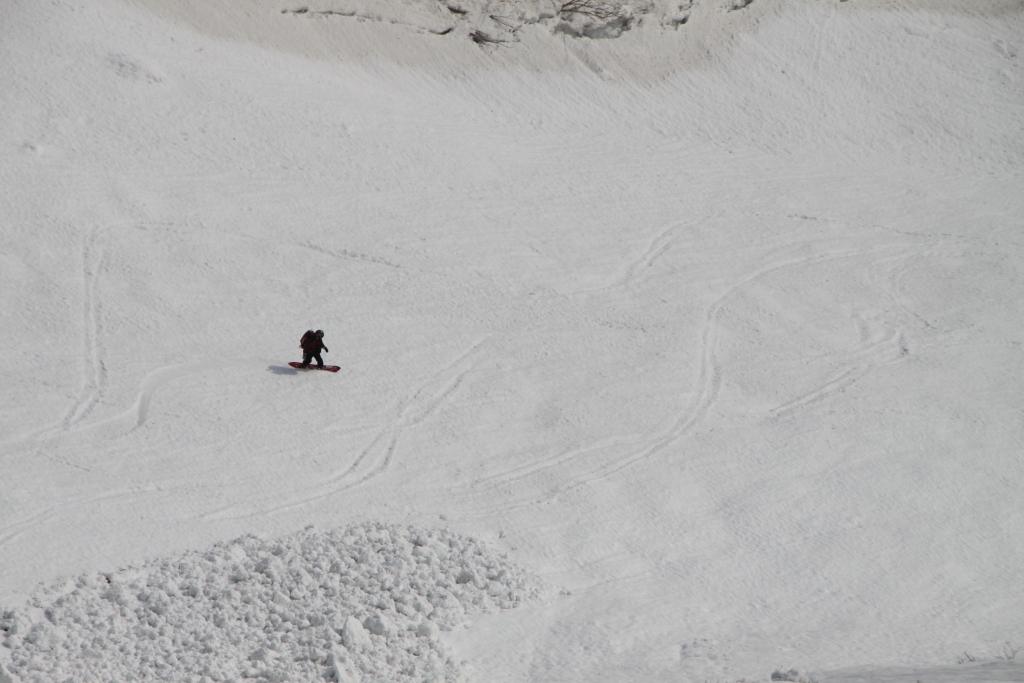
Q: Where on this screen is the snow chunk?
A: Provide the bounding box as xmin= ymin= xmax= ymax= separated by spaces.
xmin=416 ymin=620 xmax=440 ymax=640
xmin=0 ymin=522 xmax=546 ymax=683
xmin=341 ymin=615 xmax=371 ymax=651
xmin=362 ymin=613 xmax=394 ymax=637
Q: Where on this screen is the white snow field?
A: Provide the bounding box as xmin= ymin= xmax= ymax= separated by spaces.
xmin=2 ymin=0 xmax=1023 ymax=681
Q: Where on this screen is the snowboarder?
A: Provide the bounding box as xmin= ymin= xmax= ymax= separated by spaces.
xmin=299 ymin=329 xmax=329 ymax=368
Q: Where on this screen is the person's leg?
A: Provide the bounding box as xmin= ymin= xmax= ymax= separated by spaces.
xmin=313 ymin=352 xmax=324 ymax=368
xmin=301 ymin=351 xmax=312 ymax=368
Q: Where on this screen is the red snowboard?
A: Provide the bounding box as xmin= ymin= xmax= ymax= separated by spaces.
xmin=289 ymin=362 xmax=340 ymax=373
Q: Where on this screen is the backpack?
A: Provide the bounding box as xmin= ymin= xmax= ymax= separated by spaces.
xmin=300 ymin=330 xmax=315 ymax=349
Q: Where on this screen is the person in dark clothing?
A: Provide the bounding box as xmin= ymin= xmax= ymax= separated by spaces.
xmin=299 ymin=329 xmax=329 ymax=368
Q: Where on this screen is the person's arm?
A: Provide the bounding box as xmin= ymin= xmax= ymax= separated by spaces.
xmin=322 ymin=343 xmax=329 ymax=353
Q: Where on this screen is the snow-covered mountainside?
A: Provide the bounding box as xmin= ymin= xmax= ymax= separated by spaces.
xmin=2 ymin=0 xmax=1022 ymax=681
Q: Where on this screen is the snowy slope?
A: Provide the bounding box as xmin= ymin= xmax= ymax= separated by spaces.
xmin=2 ymin=0 xmax=1023 ymax=681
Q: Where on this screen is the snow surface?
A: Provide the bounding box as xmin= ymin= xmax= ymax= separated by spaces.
xmin=2 ymin=0 xmax=1023 ymax=681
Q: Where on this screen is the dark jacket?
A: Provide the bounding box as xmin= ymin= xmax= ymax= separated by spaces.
xmin=300 ymin=331 xmax=328 ymax=354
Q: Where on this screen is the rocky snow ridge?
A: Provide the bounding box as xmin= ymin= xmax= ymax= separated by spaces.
xmin=281 ymin=0 xmax=703 ymax=41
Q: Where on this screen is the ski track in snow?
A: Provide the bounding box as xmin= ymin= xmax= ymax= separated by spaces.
xmin=0 ymin=223 xmax=943 ymax=558
xmin=464 ymin=243 xmax=922 ymax=513
xmin=132 ymin=359 xmax=261 ymax=427
xmin=68 ymin=358 xmax=266 ymax=434
xmin=0 ymin=226 xmax=114 ymax=455
xmin=0 ymin=489 xmax=147 ymax=552
xmin=19 ymin=227 xmax=110 ymax=444
xmin=297 ymin=241 xmax=403 ymax=270
xmin=594 ymin=220 xmax=685 ymax=293
xmin=67 ymin=228 xmax=109 ymax=429
xmin=3 ymin=221 xmax=166 ymax=448
xmin=200 ymin=337 xmax=490 ymax=522
xmin=0 ymin=354 xmax=254 ymax=550
xmin=3 ymin=216 xmax=418 ymax=449
xmin=1 ymin=223 xmax=997 ymax=567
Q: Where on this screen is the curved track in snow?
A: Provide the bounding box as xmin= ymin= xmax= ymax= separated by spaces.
xmin=461 ymin=242 xmax=921 ymax=514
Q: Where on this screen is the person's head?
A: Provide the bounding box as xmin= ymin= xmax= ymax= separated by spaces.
xmin=315 ymin=330 xmax=324 ymax=338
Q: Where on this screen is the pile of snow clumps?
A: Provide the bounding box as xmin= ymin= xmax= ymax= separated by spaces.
xmin=0 ymin=523 xmax=546 ymax=683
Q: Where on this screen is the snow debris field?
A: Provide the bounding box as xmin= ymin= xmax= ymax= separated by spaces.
xmin=1 ymin=524 xmax=544 ymax=683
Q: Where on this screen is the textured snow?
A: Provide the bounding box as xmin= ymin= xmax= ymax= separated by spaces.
xmin=0 ymin=524 xmax=544 ymax=683
xmin=2 ymin=0 xmax=1023 ymax=681
xmin=818 ymin=661 xmax=1024 ymax=683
